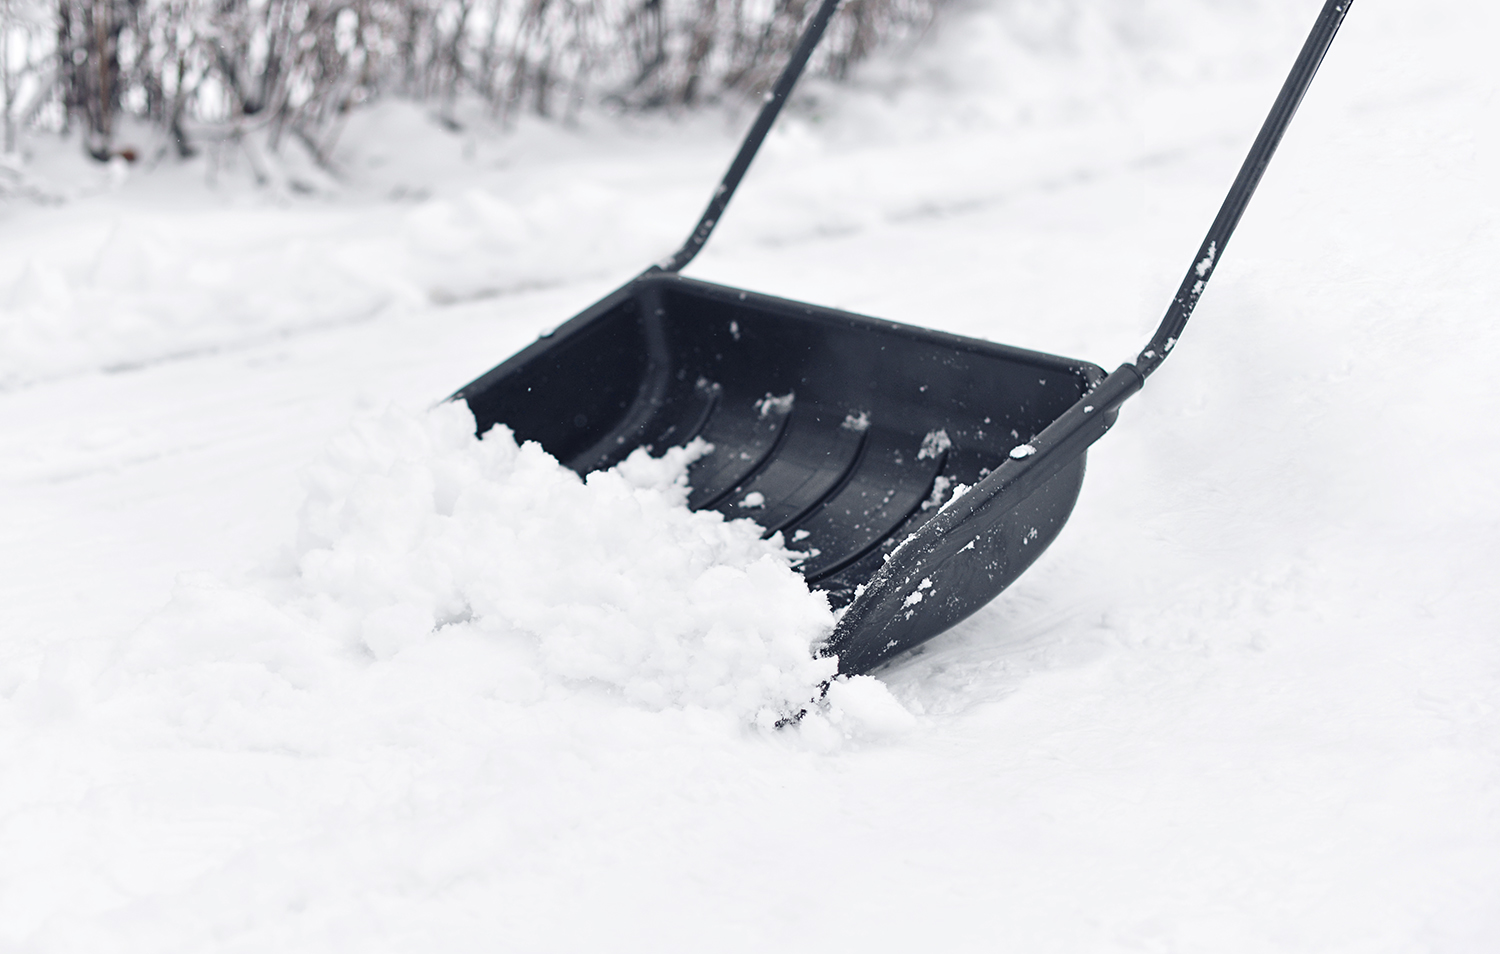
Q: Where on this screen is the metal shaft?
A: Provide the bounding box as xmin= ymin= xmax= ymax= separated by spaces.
xmin=661 ymin=0 xmax=844 ymax=273
xmin=1134 ymin=0 xmax=1353 ymax=378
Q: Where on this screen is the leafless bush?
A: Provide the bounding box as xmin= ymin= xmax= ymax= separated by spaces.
xmin=0 ymin=0 xmax=943 ymax=163
xmin=1 ymin=0 xmax=53 ymax=153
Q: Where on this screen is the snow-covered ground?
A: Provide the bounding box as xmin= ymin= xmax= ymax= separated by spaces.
xmin=3 ymin=0 xmax=1498 ymax=949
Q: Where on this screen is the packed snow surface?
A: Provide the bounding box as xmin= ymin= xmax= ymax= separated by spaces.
xmin=3 ymin=0 xmax=1500 ymax=949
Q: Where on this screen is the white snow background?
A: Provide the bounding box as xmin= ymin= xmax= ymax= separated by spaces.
xmin=3 ymin=0 xmax=1498 ymax=949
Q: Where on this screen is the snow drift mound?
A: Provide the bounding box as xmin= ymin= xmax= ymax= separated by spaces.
xmin=111 ymin=401 xmax=915 ymax=744
xmin=286 ymin=401 xmax=839 ymax=721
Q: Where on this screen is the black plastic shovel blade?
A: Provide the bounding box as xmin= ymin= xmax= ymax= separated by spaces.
xmin=454 ymin=270 xmax=1125 ymax=674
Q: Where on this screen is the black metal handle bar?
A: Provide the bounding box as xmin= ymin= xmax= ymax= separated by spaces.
xmin=660 ymin=0 xmax=845 ymax=273
xmin=1132 ymin=0 xmax=1353 ymax=379
xmin=1034 ymin=0 xmax=1352 ymax=497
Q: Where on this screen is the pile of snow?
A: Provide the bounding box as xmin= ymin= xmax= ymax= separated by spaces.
xmin=111 ymin=401 xmax=911 ymax=731
xmin=0 ymin=218 xmax=393 ymax=387
xmin=289 ymin=402 xmax=837 ymax=718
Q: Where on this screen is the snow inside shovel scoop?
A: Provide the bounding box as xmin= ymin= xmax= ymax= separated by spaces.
xmin=453 ymin=0 xmax=1354 ymax=675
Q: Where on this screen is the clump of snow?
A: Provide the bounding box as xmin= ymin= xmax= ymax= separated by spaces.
xmin=796 ymin=675 xmax=919 ymax=751
xmin=101 ymin=402 xmax=920 ymax=747
xmin=755 ymin=391 xmax=795 ymax=417
xmin=939 ymin=482 xmax=972 ymax=512
xmin=1195 ymin=241 xmax=1217 ymax=277
xmin=923 ymin=473 xmax=954 ymax=510
xmin=922 ymin=474 xmax=972 ymax=511
xmin=283 ymin=401 xmax=844 ymax=721
xmin=101 ymin=402 xmax=891 ymax=732
xmin=917 ymin=428 xmax=951 ymax=460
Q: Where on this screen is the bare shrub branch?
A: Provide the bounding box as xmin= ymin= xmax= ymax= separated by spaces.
xmin=5 ymin=0 xmax=945 ymax=161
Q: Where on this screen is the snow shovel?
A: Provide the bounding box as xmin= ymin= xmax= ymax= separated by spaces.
xmin=454 ymin=0 xmax=1354 ymax=675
